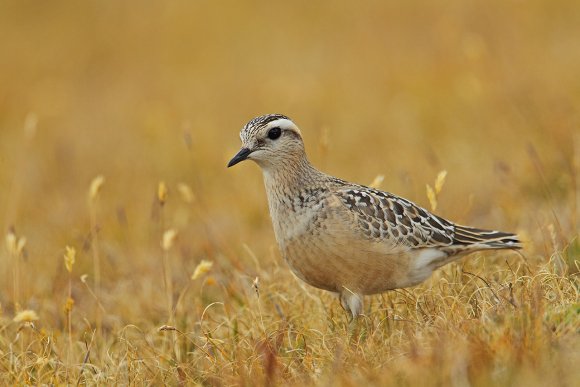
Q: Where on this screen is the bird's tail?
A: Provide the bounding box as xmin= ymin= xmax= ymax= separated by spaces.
xmin=453 ymin=225 xmax=521 ymax=250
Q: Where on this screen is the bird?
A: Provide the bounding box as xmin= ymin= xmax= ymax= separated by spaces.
xmin=227 ymin=114 xmax=521 ymax=319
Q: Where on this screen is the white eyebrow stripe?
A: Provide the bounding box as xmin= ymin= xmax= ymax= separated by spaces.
xmin=265 ymin=119 xmax=295 ymax=129
xmin=265 ymin=119 xmax=302 ymax=137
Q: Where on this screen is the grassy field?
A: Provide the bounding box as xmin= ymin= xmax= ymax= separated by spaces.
xmin=0 ymin=1 xmax=578 ymax=385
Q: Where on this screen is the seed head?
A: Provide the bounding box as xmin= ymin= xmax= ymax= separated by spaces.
xmin=426 ymin=184 xmax=437 ymax=212
xmin=89 ymin=175 xmax=105 ymax=201
xmin=5 ymin=232 xmax=16 ymax=253
xmin=14 ymin=309 xmax=39 ymax=323
xmin=158 ymin=325 xmax=178 ymax=332
xmin=158 ymin=181 xmax=168 ymax=205
xmin=177 ymin=183 xmax=195 ymax=203
xmin=162 ymin=229 xmax=178 ymax=251
xmin=192 ymin=260 xmax=213 ymax=280
xmin=252 ymin=277 xmax=260 ymax=297
xmin=426 ymin=170 xmax=448 ymax=212
xmin=64 ymin=246 xmax=76 ymax=273
xmin=5 ymin=231 xmax=26 ymax=256
xmin=368 ymin=174 xmax=385 ymax=189
xmin=64 ymin=297 xmax=74 ymax=313
xmin=435 ymin=170 xmax=448 ymax=194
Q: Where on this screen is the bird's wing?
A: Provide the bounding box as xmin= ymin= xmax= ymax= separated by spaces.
xmin=329 ymin=185 xmax=456 ymax=250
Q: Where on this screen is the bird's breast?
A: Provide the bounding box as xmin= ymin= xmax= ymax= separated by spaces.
xmin=268 ymin=195 xmax=324 ymax=247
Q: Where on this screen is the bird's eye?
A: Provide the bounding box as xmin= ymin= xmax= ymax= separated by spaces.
xmin=267 ymin=127 xmax=282 ymax=140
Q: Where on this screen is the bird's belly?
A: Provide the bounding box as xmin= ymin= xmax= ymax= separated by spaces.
xmin=280 ymin=235 xmax=422 ymax=295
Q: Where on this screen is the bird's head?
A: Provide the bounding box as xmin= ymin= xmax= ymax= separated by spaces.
xmin=227 ymin=114 xmax=305 ymax=169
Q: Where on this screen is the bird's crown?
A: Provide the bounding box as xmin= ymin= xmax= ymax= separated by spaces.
xmin=240 ymin=113 xmax=301 ymax=143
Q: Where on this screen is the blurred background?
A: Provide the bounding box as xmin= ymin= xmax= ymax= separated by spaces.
xmin=0 ymin=0 xmax=578 ymax=338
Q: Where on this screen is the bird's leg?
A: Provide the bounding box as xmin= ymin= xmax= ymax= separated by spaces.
xmin=339 ymin=288 xmax=363 ymax=323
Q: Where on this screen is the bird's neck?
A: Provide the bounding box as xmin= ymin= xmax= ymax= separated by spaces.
xmin=261 ymin=156 xmax=323 ymax=199
xmin=261 ymin=156 xmax=327 ymax=244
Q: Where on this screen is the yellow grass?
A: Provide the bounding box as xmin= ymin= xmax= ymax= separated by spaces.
xmin=0 ymin=1 xmax=578 ymax=385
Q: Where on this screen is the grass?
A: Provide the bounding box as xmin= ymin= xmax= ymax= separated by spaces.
xmin=0 ymin=1 xmax=578 ymax=385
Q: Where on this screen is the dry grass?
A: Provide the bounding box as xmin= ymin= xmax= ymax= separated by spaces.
xmin=0 ymin=1 xmax=578 ymax=385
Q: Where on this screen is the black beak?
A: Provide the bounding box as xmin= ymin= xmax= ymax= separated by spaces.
xmin=227 ymin=147 xmax=252 ymax=168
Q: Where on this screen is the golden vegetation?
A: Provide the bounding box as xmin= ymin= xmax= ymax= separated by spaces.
xmin=0 ymin=1 xmax=578 ymax=385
